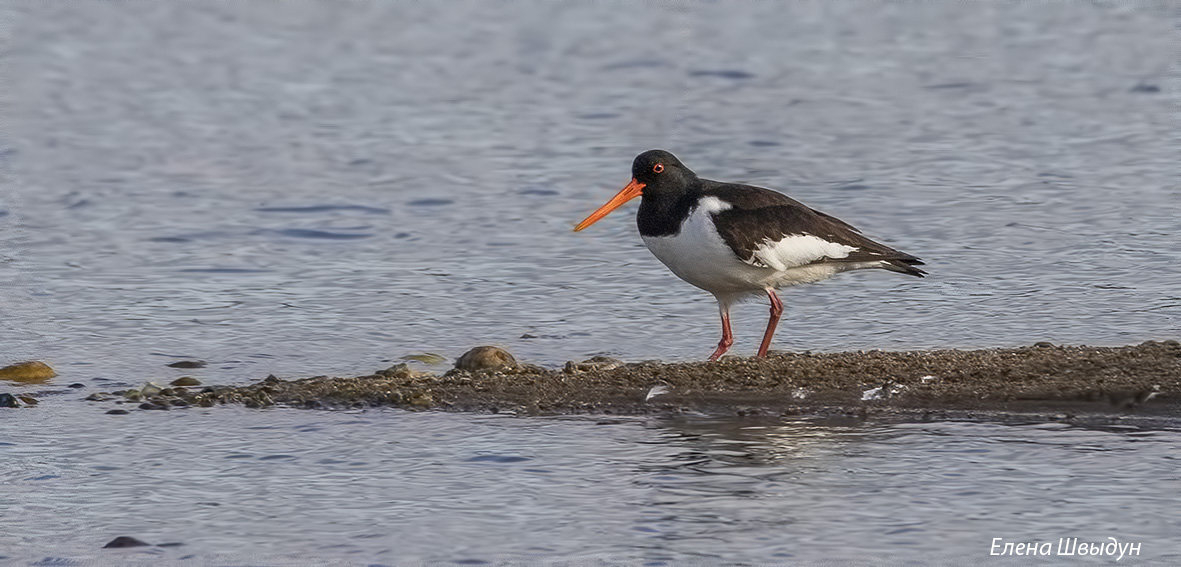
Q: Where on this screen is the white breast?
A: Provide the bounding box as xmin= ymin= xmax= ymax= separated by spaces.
xmin=641 ymin=198 xmax=770 ymax=294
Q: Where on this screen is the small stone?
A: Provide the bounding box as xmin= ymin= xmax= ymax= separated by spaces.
xmin=455 ymin=346 xmax=517 ymax=372
xmin=0 ymin=361 xmax=56 ymax=383
xmin=1033 ymin=341 xmax=1055 ymax=348
xmin=170 ymin=377 xmax=201 ymax=387
xmin=167 ymin=360 xmax=206 ymax=368
xmin=401 ymin=352 xmax=448 ymax=365
xmin=68 ymin=383 xmax=86 ymax=389
xmin=138 ymin=402 xmax=169 ymax=411
xmin=86 ymin=393 xmax=113 ymax=401
xmin=0 ymin=393 xmax=21 ymax=408
xmin=17 ymin=395 xmax=38 ymax=406
xmin=103 ymin=536 xmax=150 ymax=548
xmin=139 ymin=382 xmax=163 ymax=396
xmin=106 ymin=409 xmax=129 ymax=415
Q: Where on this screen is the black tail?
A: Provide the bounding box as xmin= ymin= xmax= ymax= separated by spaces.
xmin=885 ymin=257 xmax=926 ymax=278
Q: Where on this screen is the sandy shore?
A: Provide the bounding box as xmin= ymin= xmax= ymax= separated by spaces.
xmin=107 ymin=341 xmax=1181 ymax=424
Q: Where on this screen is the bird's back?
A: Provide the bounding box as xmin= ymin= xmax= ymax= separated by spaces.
xmin=700 ymin=180 xmax=926 ymax=277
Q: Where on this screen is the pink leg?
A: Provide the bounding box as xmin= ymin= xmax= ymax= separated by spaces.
xmin=707 ymin=305 xmax=734 ymax=362
xmin=756 ymin=289 xmax=784 ymax=358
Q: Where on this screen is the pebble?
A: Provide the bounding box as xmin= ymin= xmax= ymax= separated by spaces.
xmin=68 ymin=383 xmax=86 ymax=388
xmin=0 ymin=393 xmax=21 ymax=408
xmin=106 ymin=409 xmax=130 ymax=415
xmin=862 ymin=382 xmax=907 ymax=401
xmin=455 ymin=346 xmax=517 ymax=372
xmin=170 ymin=377 xmax=201 ymax=387
xmin=0 ymin=361 xmax=56 ymax=383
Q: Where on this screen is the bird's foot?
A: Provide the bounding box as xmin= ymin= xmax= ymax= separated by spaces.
xmin=707 ymin=343 xmax=732 ymax=362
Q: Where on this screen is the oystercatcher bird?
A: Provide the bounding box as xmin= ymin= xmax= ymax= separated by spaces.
xmin=574 ymin=150 xmax=925 ymax=361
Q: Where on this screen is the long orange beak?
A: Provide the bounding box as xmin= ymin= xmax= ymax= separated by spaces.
xmin=573 ymin=178 xmax=645 ymax=231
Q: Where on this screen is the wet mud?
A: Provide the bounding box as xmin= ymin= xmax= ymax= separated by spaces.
xmin=95 ymin=341 xmax=1181 ymax=424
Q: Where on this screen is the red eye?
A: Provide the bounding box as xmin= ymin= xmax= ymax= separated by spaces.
xmin=653 ymin=163 xmax=664 ymax=174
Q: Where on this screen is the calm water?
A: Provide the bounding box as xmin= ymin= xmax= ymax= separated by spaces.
xmin=2 ymin=2 xmax=1178 ymax=564
xmin=2 ymin=410 xmax=1180 ymax=565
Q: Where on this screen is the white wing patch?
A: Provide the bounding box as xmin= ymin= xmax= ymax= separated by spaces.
xmin=749 ymin=234 xmax=859 ymax=271
xmin=698 ymin=196 xmax=732 ymax=213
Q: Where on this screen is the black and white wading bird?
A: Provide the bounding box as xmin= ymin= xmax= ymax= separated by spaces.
xmin=574 ymin=150 xmax=925 ymax=361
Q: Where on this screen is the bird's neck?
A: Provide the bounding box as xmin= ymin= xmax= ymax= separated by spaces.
xmin=637 ymin=184 xmax=702 ymax=237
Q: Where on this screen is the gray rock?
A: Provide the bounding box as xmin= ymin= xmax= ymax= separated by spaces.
xmin=167 ymin=360 xmax=206 ymax=368
xmin=376 ymin=363 xmax=413 ymax=378
xmin=104 ymin=536 xmax=150 ymax=548
xmin=564 ymin=356 xmax=623 ymax=374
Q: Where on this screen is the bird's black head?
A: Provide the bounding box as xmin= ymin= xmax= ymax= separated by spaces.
xmin=572 ymin=149 xmax=697 ymax=232
xmin=631 ymin=149 xmax=696 ymax=190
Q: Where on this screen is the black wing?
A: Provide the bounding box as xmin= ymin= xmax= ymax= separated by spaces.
xmin=702 ymin=182 xmax=926 ymax=277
